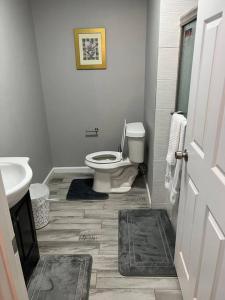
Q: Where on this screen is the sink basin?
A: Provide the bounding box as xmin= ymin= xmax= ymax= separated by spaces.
xmin=0 ymin=157 xmax=33 ymax=208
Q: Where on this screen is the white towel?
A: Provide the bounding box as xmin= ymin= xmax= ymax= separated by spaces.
xmin=165 ymin=113 xmax=187 ymax=192
xmin=170 ymin=117 xmax=187 ymax=204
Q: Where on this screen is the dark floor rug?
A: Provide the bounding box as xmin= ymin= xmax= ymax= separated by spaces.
xmin=119 ymin=209 xmax=177 ymax=276
xmin=28 ymin=255 xmax=92 ymax=300
xmin=66 ymin=178 xmax=108 ymax=200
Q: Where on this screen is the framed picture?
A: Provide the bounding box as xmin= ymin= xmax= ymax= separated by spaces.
xmin=73 ymin=27 xmax=106 ymax=70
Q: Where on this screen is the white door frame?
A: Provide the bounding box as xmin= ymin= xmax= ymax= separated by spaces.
xmin=0 ymin=172 xmax=28 ymax=300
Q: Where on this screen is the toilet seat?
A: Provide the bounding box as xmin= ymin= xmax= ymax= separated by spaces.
xmin=85 ymin=151 xmax=122 ymax=164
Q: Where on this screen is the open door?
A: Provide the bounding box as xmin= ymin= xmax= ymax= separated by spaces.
xmin=175 ymin=0 xmax=225 ymax=299
xmin=0 ymin=173 xmax=28 ymax=300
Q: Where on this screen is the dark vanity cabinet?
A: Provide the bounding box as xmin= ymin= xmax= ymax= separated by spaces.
xmin=10 ymin=191 xmax=40 ymax=284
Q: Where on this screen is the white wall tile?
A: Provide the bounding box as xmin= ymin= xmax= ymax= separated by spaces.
xmin=159 ymin=28 xmax=180 ymax=48
xmin=157 ymin=47 xmax=179 ymax=81
xmin=149 ymin=0 xmax=198 ymax=211
xmin=154 ymin=142 xmax=168 ymax=161
xmin=151 ymin=182 xmax=168 ymax=204
xmin=156 ymin=79 xmax=177 ymax=110
xmin=160 ymin=0 xmax=198 ymax=15
xmin=159 ymin=13 xmax=181 ymax=48
xmin=153 ymin=160 xmax=167 ymax=183
xmin=154 ymin=109 xmax=171 ymax=146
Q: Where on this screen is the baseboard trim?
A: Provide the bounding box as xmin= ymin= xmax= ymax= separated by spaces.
xmin=53 ymin=166 xmax=94 ymax=174
xmin=43 ymin=168 xmax=55 ymax=184
xmin=43 ymin=167 xmax=151 ymax=205
xmin=43 ymin=166 xmax=94 ymax=184
xmin=144 ymin=175 xmax=152 ymax=208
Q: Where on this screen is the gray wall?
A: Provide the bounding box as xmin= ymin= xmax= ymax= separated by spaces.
xmin=31 ymin=0 xmax=147 ymax=167
xmin=0 ymin=0 xmax=52 ymax=181
xmin=144 ymin=0 xmax=160 ymax=192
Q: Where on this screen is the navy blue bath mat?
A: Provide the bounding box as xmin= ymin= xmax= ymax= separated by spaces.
xmin=28 ymin=255 xmax=92 ymax=300
xmin=119 ymin=209 xmax=177 ymax=276
xmin=66 ymin=178 xmax=108 ymax=200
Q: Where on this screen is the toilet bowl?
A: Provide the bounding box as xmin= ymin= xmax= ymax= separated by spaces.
xmin=85 ymin=122 xmax=145 ymax=193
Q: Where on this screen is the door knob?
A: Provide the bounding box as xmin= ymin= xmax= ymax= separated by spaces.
xmin=175 ymin=149 xmax=188 ymax=161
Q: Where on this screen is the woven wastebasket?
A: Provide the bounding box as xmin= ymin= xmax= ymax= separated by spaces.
xmin=30 ymin=183 xmax=50 ymax=230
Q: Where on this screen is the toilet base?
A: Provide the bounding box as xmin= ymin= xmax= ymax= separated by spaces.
xmin=92 ymin=165 xmax=138 ymax=193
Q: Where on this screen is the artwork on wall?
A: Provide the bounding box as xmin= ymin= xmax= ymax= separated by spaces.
xmin=73 ymin=28 xmax=106 ymax=70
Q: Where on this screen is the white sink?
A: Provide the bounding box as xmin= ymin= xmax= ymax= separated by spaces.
xmin=0 ymin=157 xmax=33 ymax=208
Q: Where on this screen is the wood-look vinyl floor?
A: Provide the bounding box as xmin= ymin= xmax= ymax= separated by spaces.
xmin=37 ymin=173 xmax=182 ymax=300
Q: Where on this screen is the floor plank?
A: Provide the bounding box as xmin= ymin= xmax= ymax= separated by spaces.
xmin=89 ymin=289 xmax=155 ymax=300
xmin=96 ymin=277 xmax=180 ymax=290
xmin=155 ymin=289 xmax=183 ymax=300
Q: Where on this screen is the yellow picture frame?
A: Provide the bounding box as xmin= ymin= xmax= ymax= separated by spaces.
xmin=73 ymin=27 xmax=106 ymax=70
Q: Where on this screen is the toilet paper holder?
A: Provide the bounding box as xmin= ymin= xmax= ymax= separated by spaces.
xmin=85 ymin=128 xmax=99 ymax=137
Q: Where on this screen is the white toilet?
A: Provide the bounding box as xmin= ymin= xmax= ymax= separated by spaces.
xmin=85 ymin=122 xmax=145 ymax=193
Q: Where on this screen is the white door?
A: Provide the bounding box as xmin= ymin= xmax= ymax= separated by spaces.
xmin=175 ymin=0 xmax=225 ymax=299
xmin=0 ymin=173 xmax=29 ymax=300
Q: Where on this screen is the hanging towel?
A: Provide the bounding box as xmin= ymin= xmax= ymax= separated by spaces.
xmin=170 ymin=117 xmax=187 ymax=204
xmin=165 ymin=113 xmax=187 ymax=191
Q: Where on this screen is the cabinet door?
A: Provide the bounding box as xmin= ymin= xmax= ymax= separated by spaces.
xmin=10 ymin=192 xmax=39 ymax=283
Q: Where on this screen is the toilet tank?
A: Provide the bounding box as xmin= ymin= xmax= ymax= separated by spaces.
xmin=126 ymin=122 xmax=145 ymax=163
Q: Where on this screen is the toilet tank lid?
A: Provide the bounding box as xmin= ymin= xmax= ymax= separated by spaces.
xmin=126 ymin=122 xmax=145 ymax=138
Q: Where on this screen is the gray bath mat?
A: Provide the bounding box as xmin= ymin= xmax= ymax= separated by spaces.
xmin=119 ymin=209 xmax=176 ymax=276
xmin=28 ymin=255 xmax=92 ymax=300
xmin=67 ymin=178 xmax=108 ymax=200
